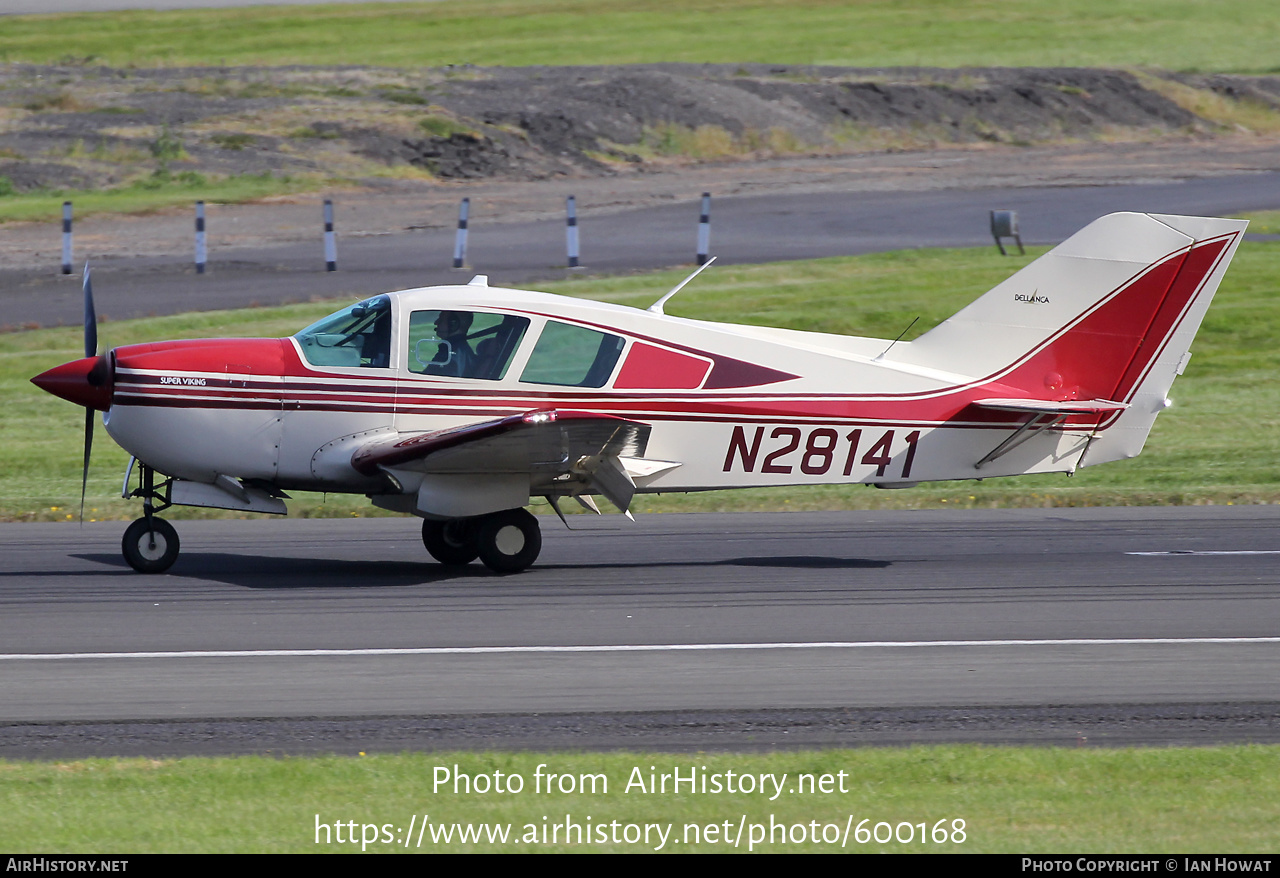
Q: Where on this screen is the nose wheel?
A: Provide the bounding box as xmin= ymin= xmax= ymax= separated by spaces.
xmin=423 ymin=508 xmax=541 ymax=573
xmin=122 ymin=516 xmax=180 ymax=573
xmin=121 ymin=461 xmax=179 ymax=573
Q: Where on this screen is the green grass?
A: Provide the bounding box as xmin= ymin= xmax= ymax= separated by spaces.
xmin=1240 ymin=210 xmax=1280 ymax=234
xmin=0 ymin=173 xmax=320 ymax=224
xmin=6 ymin=241 xmax=1280 ymax=523
xmin=2 ymin=746 xmax=1278 ymax=852
xmin=2 ymin=0 xmax=1279 ymax=72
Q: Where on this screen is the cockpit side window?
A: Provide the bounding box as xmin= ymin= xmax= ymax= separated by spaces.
xmin=295 ymin=295 xmax=393 ymax=369
xmin=520 ymin=321 xmax=625 ymax=388
xmin=407 ymin=310 xmax=530 ymax=380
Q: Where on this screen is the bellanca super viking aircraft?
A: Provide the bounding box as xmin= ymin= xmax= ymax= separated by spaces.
xmin=32 ymin=212 xmax=1245 ymax=574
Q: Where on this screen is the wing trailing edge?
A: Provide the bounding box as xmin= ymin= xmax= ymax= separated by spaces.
xmin=351 ymin=409 xmax=675 ymax=517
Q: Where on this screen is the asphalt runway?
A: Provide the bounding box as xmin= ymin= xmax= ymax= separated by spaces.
xmin=3 ymin=508 xmax=1279 ymax=755
xmin=6 ymin=171 xmax=1280 ymax=329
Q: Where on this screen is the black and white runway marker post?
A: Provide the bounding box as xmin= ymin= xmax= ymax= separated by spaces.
xmin=194 ymin=201 xmax=206 ymax=274
xmin=453 ymin=197 xmax=470 ymax=269
xmin=566 ymin=195 xmax=580 ymax=268
xmin=696 ymin=192 xmax=711 ymax=265
xmin=323 ymin=199 xmax=337 ymax=271
xmin=61 ymin=201 xmax=73 ymax=275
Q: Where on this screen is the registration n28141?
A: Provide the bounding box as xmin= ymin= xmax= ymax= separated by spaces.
xmin=722 ymin=425 xmax=921 ymax=480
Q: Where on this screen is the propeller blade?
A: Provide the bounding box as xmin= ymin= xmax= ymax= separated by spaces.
xmin=80 ymin=406 xmax=94 ymax=525
xmin=83 ymin=264 xmax=96 ymax=358
xmin=81 ymin=263 xmax=97 ymax=524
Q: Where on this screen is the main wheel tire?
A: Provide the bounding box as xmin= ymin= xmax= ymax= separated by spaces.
xmin=122 ymin=516 xmax=180 ymax=574
xmin=475 ymin=508 xmax=542 ymax=574
xmin=422 ymin=517 xmax=479 ymax=566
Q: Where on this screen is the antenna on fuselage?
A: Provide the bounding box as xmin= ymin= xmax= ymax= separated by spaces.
xmin=873 ymin=316 xmax=920 ymax=362
xmin=648 ymin=256 xmax=716 ymax=315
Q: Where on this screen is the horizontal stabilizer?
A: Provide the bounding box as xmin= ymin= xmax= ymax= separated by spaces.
xmin=973 ymin=398 xmax=1128 ymax=415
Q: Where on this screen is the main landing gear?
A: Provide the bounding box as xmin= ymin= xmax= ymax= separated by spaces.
xmin=121 ymin=461 xmax=180 ymax=574
xmin=422 ymin=508 xmax=542 ymax=574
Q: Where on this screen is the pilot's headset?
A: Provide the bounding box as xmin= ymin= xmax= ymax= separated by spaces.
xmin=438 ymin=310 xmax=474 ymax=340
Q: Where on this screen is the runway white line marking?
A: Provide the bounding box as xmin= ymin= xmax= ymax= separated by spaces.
xmin=1127 ymin=550 xmax=1280 ymax=556
xmin=4 ymin=637 xmax=1280 ymax=661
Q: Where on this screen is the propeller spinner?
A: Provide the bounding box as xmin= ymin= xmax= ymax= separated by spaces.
xmin=29 ymin=267 xmax=111 ymax=522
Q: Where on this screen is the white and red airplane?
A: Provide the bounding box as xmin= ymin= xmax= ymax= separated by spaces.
xmin=32 ymin=212 xmax=1245 ymax=574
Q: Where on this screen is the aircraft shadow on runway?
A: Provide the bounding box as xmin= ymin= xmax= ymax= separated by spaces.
xmin=68 ymin=551 xmax=891 ymax=589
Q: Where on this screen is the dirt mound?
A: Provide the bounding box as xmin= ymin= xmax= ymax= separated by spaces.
xmin=436 ymin=65 xmax=1203 ymax=160
xmin=0 ymin=63 xmax=1276 ymax=191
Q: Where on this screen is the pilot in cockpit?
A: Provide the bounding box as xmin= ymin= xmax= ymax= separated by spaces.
xmin=428 ymin=310 xmax=476 ymax=377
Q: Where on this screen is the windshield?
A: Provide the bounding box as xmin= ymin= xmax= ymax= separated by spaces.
xmin=294 ymin=295 xmax=392 ymax=368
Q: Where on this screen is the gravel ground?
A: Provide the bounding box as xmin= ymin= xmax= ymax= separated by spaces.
xmin=6 ymin=704 xmax=1280 ymax=758
xmin=4 ymin=63 xmax=1234 ymax=188
xmin=1 ymin=63 xmax=1278 ymax=270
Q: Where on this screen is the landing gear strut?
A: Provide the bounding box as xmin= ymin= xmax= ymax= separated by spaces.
xmin=122 ymin=461 xmax=180 ymax=574
xmin=422 ymin=508 xmax=542 ymax=574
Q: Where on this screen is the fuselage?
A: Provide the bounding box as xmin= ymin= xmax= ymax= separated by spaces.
xmin=94 ymin=281 xmax=1109 ymax=500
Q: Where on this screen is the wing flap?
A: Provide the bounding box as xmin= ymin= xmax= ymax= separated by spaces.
xmin=352 ymin=410 xmax=647 ymax=474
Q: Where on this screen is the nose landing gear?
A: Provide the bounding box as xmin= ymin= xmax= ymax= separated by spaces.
xmin=122 ymin=460 xmax=179 ymax=574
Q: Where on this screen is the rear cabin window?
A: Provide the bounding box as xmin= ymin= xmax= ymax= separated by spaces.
xmin=294 ymin=295 xmax=392 ymax=369
xmin=520 ymin=321 xmax=625 ymax=388
xmin=407 ymin=310 xmax=529 ymax=380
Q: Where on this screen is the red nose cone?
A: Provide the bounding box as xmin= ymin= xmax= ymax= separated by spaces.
xmin=31 ymin=355 xmax=113 ymax=411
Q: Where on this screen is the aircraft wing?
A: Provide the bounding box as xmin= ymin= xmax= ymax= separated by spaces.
xmin=351 ymin=410 xmax=671 ymax=513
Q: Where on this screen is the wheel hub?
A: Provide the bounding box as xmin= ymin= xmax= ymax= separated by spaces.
xmin=138 ymin=533 xmax=168 ymax=561
xmin=493 ymin=524 xmax=525 ymax=555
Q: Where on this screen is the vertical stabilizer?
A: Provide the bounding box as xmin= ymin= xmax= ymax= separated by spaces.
xmin=898 ymin=212 xmax=1246 ymax=465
